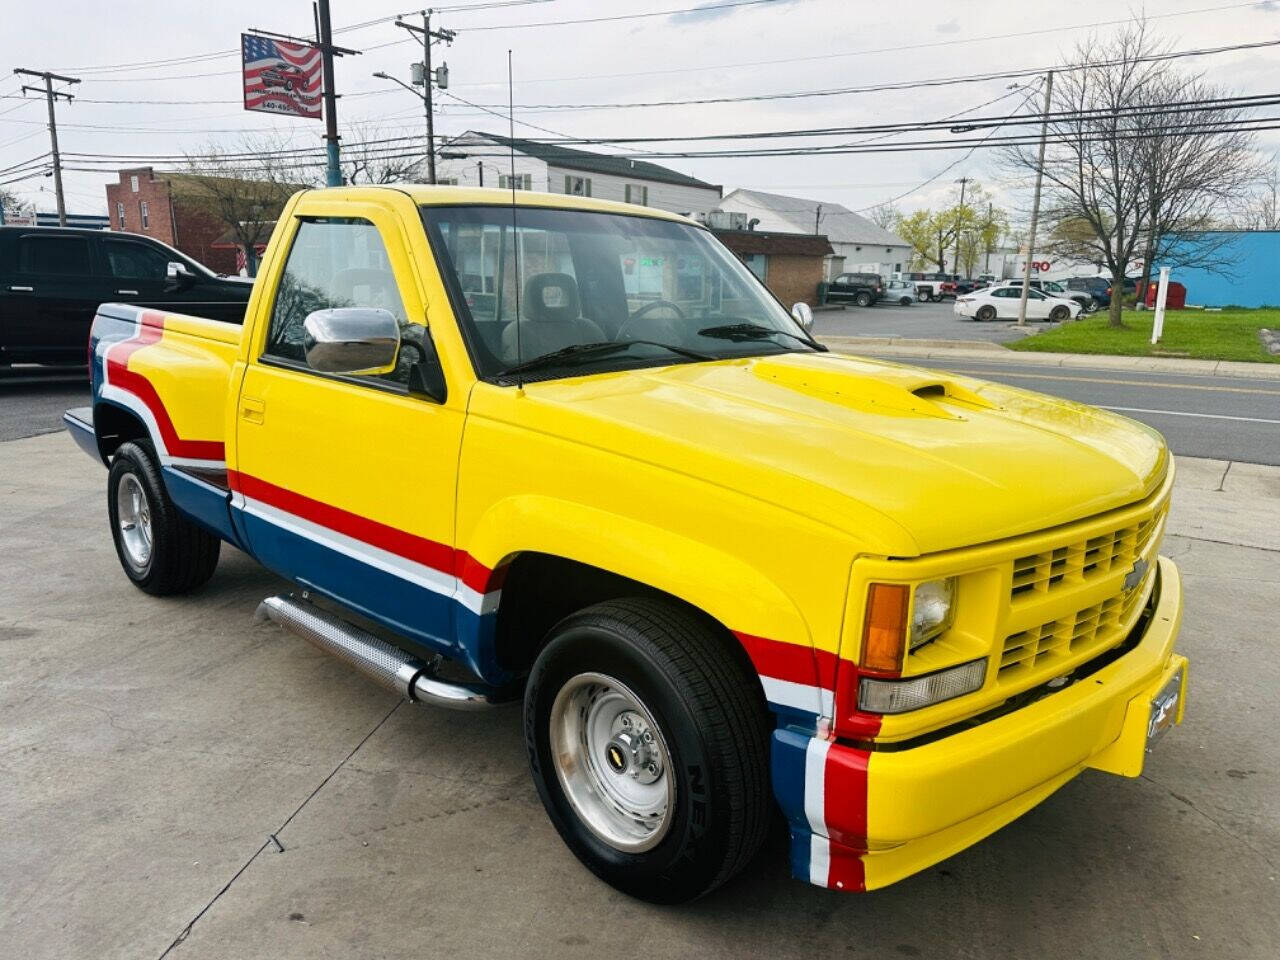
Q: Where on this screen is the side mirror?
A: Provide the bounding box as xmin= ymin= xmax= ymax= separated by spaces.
xmin=791 ymin=301 xmax=814 ymax=331
xmin=165 ymin=261 xmax=195 ymax=291
xmin=303 ymin=307 xmax=401 ymax=375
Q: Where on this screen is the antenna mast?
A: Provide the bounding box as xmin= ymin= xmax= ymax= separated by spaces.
xmin=508 ymin=50 xmax=522 ymax=389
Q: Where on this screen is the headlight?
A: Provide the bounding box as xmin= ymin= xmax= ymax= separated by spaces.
xmin=909 ymin=578 xmax=955 ymax=650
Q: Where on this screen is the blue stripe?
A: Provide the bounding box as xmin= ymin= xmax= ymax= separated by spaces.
xmin=772 ymin=727 xmax=815 ymax=883
xmin=162 ymin=468 xmax=244 ymax=548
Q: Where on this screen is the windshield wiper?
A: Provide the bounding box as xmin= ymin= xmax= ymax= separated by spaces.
xmin=697 ymin=322 xmax=827 ymax=352
xmin=499 ymin=339 xmax=716 ymax=381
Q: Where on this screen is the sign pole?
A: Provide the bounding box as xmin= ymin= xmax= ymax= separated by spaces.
xmin=1151 ymin=266 xmax=1170 ymax=345
xmin=316 ymin=0 xmax=341 ymax=186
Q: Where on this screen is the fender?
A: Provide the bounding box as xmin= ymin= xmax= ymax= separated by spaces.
xmin=462 ymin=494 xmax=847 ymax=723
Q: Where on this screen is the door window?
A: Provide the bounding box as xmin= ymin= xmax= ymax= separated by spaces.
xmin=265 ymin=217 xmax=416 ymax=387
xmin=104 ymin=239 xmax=170 ymax=280
xmin=16 ymin=235 xmax=92 ymax=276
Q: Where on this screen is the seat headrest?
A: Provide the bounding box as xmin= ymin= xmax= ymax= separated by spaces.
xmin=524 ymin=272 xmax=580 ymax=324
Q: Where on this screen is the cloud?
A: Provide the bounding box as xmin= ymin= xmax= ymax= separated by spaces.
xmin=669 ymin=0 xmax=802 ymax=25
xmin=936 ymin=18 xmax=961 ymax=33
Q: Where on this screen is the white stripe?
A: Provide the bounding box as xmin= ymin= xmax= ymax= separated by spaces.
xmin=1102 ymin=405 xmax=1280 ymax=425
xmin=760 ymin=676 xmax=833 ymax=715
xmin=803 ymin=737 xmax=830 ymax=837
xmin=808 ymin=834 xmax=831 ymax=887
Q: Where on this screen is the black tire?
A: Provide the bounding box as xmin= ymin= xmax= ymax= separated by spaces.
xmin=854 ymin=291 xmax=873 ymax=307
xmin=1049 ymin=305 xmax=1070 ymax=322
xmin=524 ymin=597 xmax=771 ymax=904
xmin=900 ymin=296 xmax=913 ymax=306
xmin=975 ymin=304 xmax=997 ymax=322
xmin=916 ymin=289 xmax=929 ymax=302
xmin=107 ymin=440 xmax=220 ymax=595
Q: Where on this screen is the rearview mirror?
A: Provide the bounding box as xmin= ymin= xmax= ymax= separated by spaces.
xmin=303 ymin=308 xmax=401 ymax=375
xmin=791 ymin=301 xmax=814 ymax=330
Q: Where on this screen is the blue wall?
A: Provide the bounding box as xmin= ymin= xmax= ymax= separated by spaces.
xmin=1161 ymin=232 xmax=1280 ymax=308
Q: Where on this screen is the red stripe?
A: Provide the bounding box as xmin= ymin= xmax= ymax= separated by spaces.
xmin=824 ymin=745 xmax=872 ymax=892
xmin=454 ymin=550 xmax=502 ymax=595
xmin=230 ymin=470 xmax=457 ymax=576
xmin=105 ymin=311 xmax=226 ymax=462
xmin=734 ymin=630 xmax=838 ymax=691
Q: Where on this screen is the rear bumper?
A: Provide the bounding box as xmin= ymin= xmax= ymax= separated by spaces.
xmin=773 ymin=555 xmax=1186 ymax=892
xmin=63 ymin=407 xmax=102 ymax=464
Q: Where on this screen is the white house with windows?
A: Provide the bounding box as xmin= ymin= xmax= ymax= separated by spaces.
xmin=715 ymin=189 xmax=913 ymax=281
xmin=436 ymin=132 xmax=722 ymax=215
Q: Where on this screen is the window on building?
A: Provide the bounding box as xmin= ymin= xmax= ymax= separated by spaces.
xmin=498 ymin=173 xmax=532 ymax=190
xmin=104 ymin=239 xmax=170 ymax=280
xmin=130 ymin=175 xmax=139 ymax=193
xmin=564 ymin=175 xmax=591 ymax=197
xmin=139 ymin=200 xmax=149 ymax=230
xmin=116 ymin=201 xmax=125 ymax=230
xmin=436 ymin=177 xmax=459 ymax=186
xmin=625 ymin=184 xmax=648 ymax=206
xmin=741 ymin=253 xmax=767 ymax=281
xmin=265 ymin=217 xmax=419 ymax=389
xmin=16 ymin=235 xmax=92 ymax=276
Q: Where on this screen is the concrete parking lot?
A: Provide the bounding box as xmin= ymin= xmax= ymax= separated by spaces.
xmin=2 ymin=418 xmax=1278 ymax=958
xmin=813 ymin=298 xmax=1054 ymax=343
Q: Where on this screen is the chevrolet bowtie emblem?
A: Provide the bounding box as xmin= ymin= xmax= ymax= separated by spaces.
xmin=1124 ymin=558 xmax=1149 ymax=591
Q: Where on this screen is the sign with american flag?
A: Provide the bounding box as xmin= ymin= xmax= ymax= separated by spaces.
xmin=241 ymin=33 xmax=323 ymax=119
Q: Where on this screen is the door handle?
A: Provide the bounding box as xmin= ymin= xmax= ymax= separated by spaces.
xmin=8 ymin=285 xmax=33 ymax=292
xmin=117 ymin=289 xmax=139 ymax=296
xmin=239 ymin=396 xmax=265 ymax=425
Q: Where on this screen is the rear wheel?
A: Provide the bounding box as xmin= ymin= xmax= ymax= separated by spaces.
xmin=975 ymin=304 xmax=997 ymax=322
xmin=916 ymin=289 xmax=930 ymax=302
xmin=107 ymin=441 xmax=220 ymax=595
xmin=525 ymin=597 xmax=771 ymax=903
xmin=855 ymin=291 xmax=873 ymax=307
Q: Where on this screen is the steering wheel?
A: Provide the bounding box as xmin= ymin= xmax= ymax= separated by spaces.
xmin=617 ymin=299 xmax=687 ymax=341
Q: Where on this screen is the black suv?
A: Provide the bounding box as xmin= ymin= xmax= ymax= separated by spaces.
xmin=1064 ymin=276 xmax=1112 ymax=308
xmin=826 ymin=271 xmax=884 ymax=307
xmin=0 ymin=226 xmax=251 ymax=367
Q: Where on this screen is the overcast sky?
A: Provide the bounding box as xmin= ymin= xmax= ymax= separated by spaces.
xmin=2 ymin=0 xmax=1278 ymax=220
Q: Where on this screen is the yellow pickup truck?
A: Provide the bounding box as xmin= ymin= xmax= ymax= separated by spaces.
xmin=65 ymin=185 xmax=1187 ymax=903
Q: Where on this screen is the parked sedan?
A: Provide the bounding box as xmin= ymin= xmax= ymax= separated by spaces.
xmin=954 ymin=285 xmax=1082 ymax=322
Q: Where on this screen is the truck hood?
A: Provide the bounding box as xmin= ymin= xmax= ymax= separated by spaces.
xmin=482 ymin=352 xmax=1168 ymax=556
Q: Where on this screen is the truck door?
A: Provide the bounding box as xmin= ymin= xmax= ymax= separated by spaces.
xmin=232 ymin=205 xmax=467 ymax=658
xmin=103 ymin=235 xmax=249 ymax=323
xmin=2 ymin=232 xmax=110 ymax=363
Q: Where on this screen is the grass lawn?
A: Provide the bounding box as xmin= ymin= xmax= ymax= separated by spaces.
xmin=1007 ymin=308 xmax=1280 ymax=363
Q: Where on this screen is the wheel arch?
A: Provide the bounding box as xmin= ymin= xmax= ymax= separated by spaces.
xmin=94 ymin=400 xmax=152 ymax=464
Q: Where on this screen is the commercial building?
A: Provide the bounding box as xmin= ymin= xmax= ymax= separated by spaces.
xmin=437 ymin=133 xmax=723 ymax=215
xmin=714 ymin=189 xmax=912 ymax=281
xmin=711 ymin=227 xmax=833 ymax=308
xmin=1160 ymin=231 xmax=1275 ymax=308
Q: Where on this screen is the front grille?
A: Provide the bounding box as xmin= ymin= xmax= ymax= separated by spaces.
xmin=999 ymin=572 xmax=1151 ymax=677
xmin=1010 ymin=503 xmax=1166 ymax=601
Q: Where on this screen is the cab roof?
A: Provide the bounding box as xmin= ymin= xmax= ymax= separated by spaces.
xmin=297 ymin=184 xmax=698 ymax=226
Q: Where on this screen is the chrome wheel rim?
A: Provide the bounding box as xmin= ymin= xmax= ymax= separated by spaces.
xmin=116 ymin=473 xmax=153 ymax=570
xmin=549 ymin=672 xmax=674 ymax=853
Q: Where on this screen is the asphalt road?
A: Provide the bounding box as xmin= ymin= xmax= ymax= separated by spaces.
xmin=899 ymin=356 xmax=1280 ymax=466
xmin=813 ymin=298 xmax=1055 ymax=343
xmin=0 ymin=368 xmax=89 ymax=442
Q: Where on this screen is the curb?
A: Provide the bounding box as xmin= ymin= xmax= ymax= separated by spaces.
xmin=818 ymin=336 xmax=1280 ymax=381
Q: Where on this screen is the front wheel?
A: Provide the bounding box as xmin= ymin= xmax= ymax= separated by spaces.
xmin=1049 ymin=305 xmax=1070 ymax=322
xmin=975 ymin=304 xmax=997 ymax=321
xmin=107 ymin=441 xmax=220 ymax=595
xmin=525 ymin=598 xmax=771 ymax=903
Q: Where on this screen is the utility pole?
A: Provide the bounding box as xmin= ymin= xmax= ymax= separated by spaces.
xmin=14 ymin=68 xmax=78 ymax=226
xmin=1018 ymin=71 xmax=1053 ymax=326
xmin=315 ymin=0 xmax=343 ymax=186
xmin=951 ymin=176 xmax=970 ymax=280
xmin=814 ymin=203 xmax=822 ymax=234
xmin=393 ymin=13 xmax=455 ymax=184
xmin=983 ymin=201 xmax=994 ymax=273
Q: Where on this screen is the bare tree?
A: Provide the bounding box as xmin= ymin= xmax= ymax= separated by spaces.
xmin=178 ymin=135 xmax=316 ymax=275
xmin=865 ymin=202 xmax=900 ymax=231
xmin=341 ymin=122 xmax=428 ymax=185
xmin=1005 ymin=22 xmax=1258 ymax=326
xmin=0 ymin=187 xmax=33 ymax=222
xmin=1230 ymin=154 xmax=1280 ymax=230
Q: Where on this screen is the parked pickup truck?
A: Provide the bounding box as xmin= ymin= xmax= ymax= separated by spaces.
xmin=0 ymin=225 xmax=251 ymax=367
xmin=65 ymin=186 xmax=1188 ymax=903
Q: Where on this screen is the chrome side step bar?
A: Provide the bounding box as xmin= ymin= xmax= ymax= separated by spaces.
xmin=255 ymin=594 xmax=507 ymax=710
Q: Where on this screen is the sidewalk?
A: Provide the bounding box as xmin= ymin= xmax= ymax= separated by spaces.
xmin=819 ymin=335 xmax=1280 ymax=381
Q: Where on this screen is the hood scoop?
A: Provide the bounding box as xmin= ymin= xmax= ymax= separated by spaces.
xmin=751 ymin=357 xmax=998 ymax=419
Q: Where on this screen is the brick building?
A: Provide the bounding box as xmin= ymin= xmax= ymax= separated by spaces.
xmin=712 ymin=229 xmax=833 ymax=308
xmin=105 ymin=167 xmax=291 ymax=275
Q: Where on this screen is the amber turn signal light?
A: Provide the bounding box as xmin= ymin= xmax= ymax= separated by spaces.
xmin=861 ymin=582 xmax=910 ymax=674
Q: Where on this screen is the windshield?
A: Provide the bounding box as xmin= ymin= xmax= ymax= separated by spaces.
xmin=421 ymin=205 xmax=814 ymax=381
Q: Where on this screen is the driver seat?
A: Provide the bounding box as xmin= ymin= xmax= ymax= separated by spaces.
xmin=501 ymin=273 xmax=604 ymax=362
